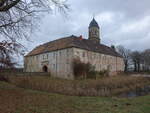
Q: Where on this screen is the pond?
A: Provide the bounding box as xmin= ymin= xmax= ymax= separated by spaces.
xmin=119 ymin=85 xmax=150 ymax=98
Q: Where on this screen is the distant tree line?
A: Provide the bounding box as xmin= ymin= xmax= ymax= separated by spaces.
xmin=116 ymin=45 xmax=150 ymax=72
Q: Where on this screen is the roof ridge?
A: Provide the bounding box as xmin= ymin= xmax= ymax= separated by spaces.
xmin=31 ymin=35 xmax=78 ymax=51
xmin=42 ymin=35 xmax=78 ymax=46
xmin=25 ymin=35 xmax=122 ymax=58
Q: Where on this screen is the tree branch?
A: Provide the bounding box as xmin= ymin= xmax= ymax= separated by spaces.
xmin=0 ymin=0 xmax=20 ymax=12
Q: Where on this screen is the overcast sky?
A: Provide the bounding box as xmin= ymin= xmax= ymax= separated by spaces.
xmin=24 ymin=0 xmax=150 ymax=54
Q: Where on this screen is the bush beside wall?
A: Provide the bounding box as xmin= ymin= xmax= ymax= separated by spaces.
xmin=72 ymin=58 xmax=109 ymax=79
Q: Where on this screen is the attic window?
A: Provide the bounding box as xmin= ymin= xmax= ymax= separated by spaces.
xmin=43 ymin=54 xmax=48 ymax=60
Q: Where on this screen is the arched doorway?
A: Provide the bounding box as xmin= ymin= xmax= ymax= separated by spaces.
xmin=42 ymin=65 xmax=48 ymax=72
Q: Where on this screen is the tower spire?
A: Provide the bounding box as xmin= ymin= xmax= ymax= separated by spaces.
xmin=88 ymin=17 xmax=100 ymax=43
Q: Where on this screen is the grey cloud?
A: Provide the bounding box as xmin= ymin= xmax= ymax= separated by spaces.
xmin=71 ymin=0 xmax=150 ymax=18
xmin=26 ymin=0 xmax=150 ymax=53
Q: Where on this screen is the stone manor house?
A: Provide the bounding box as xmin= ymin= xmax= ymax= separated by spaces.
xmin=24 ymin=18 xmax=124 ymax=79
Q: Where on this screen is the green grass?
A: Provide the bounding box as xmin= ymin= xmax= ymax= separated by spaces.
xmin=0 ymin=81 xmax=150 ymax=113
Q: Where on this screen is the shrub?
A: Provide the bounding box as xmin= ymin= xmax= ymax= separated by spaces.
xmin=98 ymin=70 xmax=109 ymax=77
xmin=72 ymin=58 xmax=110 ymax=79
xmin=72 ymin=58 xmax=95 ymax=79
xmin=0 ymin=75 xmax=9 ymax=82
xmin=87 ymin=71 xmax=97 ymax=79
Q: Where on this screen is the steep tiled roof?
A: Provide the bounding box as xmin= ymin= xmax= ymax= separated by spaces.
xmin=25 ymin=35 xmax=122 ymax=57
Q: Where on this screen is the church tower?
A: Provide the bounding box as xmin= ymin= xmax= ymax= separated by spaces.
xmin=88 ymin=18 xmax=100 ymax=43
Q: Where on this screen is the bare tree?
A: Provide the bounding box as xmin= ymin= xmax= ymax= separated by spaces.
xmin=0 ymin=0 xmax=68 ymax=40
xmin=142 ymin=49 xmax=150 ymax=71
xmin=0 ymin=0 xmax=69 ymax=68
xmin=116 ymin=45 xmax=131 ymax=72
xmin=130 ymin=51 xmax=142 ymax=72
xmin=0 ymin=40 xmax=23 ymax=68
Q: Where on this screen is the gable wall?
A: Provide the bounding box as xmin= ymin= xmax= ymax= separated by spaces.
xmin=24 ymin=48 xmax=74 ymax=79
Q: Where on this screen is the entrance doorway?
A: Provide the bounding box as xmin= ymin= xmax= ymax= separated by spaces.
xmin=42 ymin=65 xmax=48 ymax=72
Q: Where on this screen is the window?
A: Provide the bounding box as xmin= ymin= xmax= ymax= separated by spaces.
xmin=82 ymin=52 xmax=85 ymax=57
xmin=94 ymin=53 xmax=96 ymax=58
xmin=99 ymin=54 xmax=101 ymax=59
xmin=104 ymin=56 xmax=106 ymax=63
xmin=67 ymin=49 xmax=70 ymax=56
xmin=53 ymin=53 xmax=55 ymax=58
xmin=42 ymin=54 xmax=48 ymax=60
xmin=46 ymin=54 xmax=48 ymax=59
xmin=43 ymin=54 xmax=45 ymax=60
xmin=56 ymin=52 xmax=57 ymax=57
xmin=30 ymin=59 xmax=32 ymax=64
xmin=90 ymin=54 xmax=92 ymax=59
xmin=53 ymin=64 xmax=55 ymax=69
xmin=76 ymin=51 xmax=79 ymax=55
xmin=59 ymin=51 xmax=61 ymax=56
xmin=66 ymin=58 xmax=69 ymax=64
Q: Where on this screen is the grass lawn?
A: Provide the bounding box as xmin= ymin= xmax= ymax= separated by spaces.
xmin=0 ymin=81 xmax=150 ymax=113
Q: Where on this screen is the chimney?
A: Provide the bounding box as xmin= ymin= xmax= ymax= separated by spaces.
xmin=111 ymin=45 xmax=116 ymax=51
xmin=79 ymin=35 xmax=83 ymax=40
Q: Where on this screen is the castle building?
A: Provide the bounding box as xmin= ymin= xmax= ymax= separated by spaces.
xmin=24 ymin=18 xmax=124 ymax=79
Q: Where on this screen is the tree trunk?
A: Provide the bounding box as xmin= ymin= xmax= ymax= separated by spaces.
xmin=137 ymin=61 xmax=140 ymax=72
xmin=124 ymin=61 xmax=128 ymax=72
xmin=134 ymin=61 xmax=137 ymax=72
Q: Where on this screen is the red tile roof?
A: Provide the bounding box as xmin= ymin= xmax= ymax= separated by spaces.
xmin=25 ymin=35 xmax=122 ymax=58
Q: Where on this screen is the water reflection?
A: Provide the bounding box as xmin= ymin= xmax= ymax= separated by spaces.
xmin=119 ymin=85 xmax=150 ymax=98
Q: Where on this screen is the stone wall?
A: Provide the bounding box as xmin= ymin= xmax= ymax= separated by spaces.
xmin=24 ymin=48 xmax=74 ymax=79
xmin=73 ymin=48 xmax=124 ymax=74
xmin=24 ymin=47 xmax=124 ymax=79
